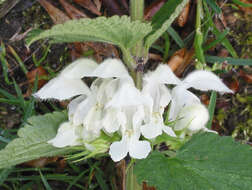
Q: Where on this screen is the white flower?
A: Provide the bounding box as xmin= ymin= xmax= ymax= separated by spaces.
xmin=169 ymin=70 xmax=233 ymax=122
xmin=173 ymin=103 xmax=214 ymax=137
xmin=35 ymin=58 xmax=133 ymax=146
xmin=140 ymin=65 xmax=180 ymax=139
xmin=48 ymin=121 xmax=81 ymax=147
xmin=109 ymin=106 xmax=151 ymax=162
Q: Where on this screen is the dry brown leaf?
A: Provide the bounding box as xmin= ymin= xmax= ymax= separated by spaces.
xmin=93 ymin=0 xmax=102 ymax=11
xmin=237 ymin=0 xmax=252 ymax=15
xmin=173 ymin=48 xmax=195 ymax=76
xmin=26 ymin=66 xmax=48 ymax=89
xmin=144 ymin=0 xmax=166 ymax=20
xmin=23 ymin=157 xmax=58 ymax=168
xmin=59 ymin=0 xmax=88 ymax=19
xmin=70 ymin=42 xmax=119 ymax=62
xmin=73 ymin=0 xmax=101 ymax=15
xmin=143 ymin=182 xmax=156 ymax=190
xmin=102 ymin=0 xmax=128 ymax=16
xmin=239 ymin=70 xmax=252 ymax=84
xmin=201 ymin=94 xmax=210 ymax=105
xmin=167 ymin=48 xmax=186 ymax=72
xmin=149 ymin=53 xmax=163 ymax=61
xmin=39 ymin=0 xmax=70 ymax=24
xmin=176 ymin=1 xmax=190 ymax=27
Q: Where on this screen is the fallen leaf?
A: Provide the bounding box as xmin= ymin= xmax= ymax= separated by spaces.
xmin=167 ymin=48 xmax=186 ymax=72
xmin=173 ymin=48 xmax=195 ymax=76
xmin=201 ymin=94 xmax=210 ymax=105
xmin=73 ymin=0 xmax=101 ymax=15
xmin=176 ymin=1 xmax=190 ymax=27
xmin=144 ymin=0 xmax=166 ymax=20
xmin=23 ymin=157 xmax=58 ymax=168
xmin=39 ymin=0 xmax=70 ymax=24
xmin=236 ymin=0 xmax=252 ymax=15
xmin=239 ymin=70 xmax=252 ymax=84
xmin=93 ymin=0 xmax=102 ymax=11
xmin=102 ymin=0 xmax=128 ymax=16
xmin=26 ymin=66 xmax=48 ymax=89
xmin=59 ymin=0 xmax=88 ymax=19
xmin=143 ymin=182 xmax=156 ymax=190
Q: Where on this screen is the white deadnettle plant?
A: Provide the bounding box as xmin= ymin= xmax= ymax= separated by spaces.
xmin=34 ymin=58 xmax=232 ymax=162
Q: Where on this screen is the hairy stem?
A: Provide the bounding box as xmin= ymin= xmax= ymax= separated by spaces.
xmin=130 ymin=0 xmax=145 ymax=90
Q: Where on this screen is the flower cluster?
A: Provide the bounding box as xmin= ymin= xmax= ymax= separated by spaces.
xmin=34 ymin=58 xmax=232 ymax=162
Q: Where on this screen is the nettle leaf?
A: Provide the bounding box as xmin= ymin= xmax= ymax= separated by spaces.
xmin=135 ymin=133 xmax=252 ymax=190
xmin=27 ymin=15 xmax=152 ymax=50
xmin=0 ymin=111 xmax=74 ymax=169
xmin=144 ymin=0 xmax=189 ymax=50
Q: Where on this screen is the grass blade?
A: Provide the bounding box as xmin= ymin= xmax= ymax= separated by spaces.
xmin=205 ymin=55 xmax=252 ymax=66
xmin=207 ymin=91 xmax=217 ymax=129
xmin=39 ymin=169 xmax=53 ymax=190
xmin=167 ymin=27 xmax=185 ymax=48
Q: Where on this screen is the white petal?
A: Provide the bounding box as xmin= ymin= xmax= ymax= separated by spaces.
xmin=68 ymin=95 xmax=87 ymax=120
xmin=83 ymin=106 xmax=103 ymax=132
xmin=169 ymin=86 xmax=200 ymax=120
xmin=163 ymin=126 xmax=177 ymax=137
xmin=144 ymin=64 xmax=181 ymax=85
xmin=129 ymin=139 xmax=151 ymax=159
xmin=158 ymin=84 xmax=171 ymax=112
xmin=109 ymin=137 xmax=129 ymax=162
xmin=34 ymin=77 xmax=90 ymax=100
xmin=72 ymin=95 xmax=95 ymax=125
xmin=132 ymin=106 xmax=145 ymax=129
xmin=91 ymin=58 xmax=130 ymax=79
xmin=48 ymin=122 xmax=80 ymax=147
xmin=173 ymin=103 xmax=209 ymax=131
xmin=61 ymin=58 xmax=98 ymax=79
xmin=106 ymin=83 xmax=144 ymax=108
xmin=182 ymin=70 xmax=233 ymax=93
xmin=141 ymin=123 xmax=163 ymax=139
xmin=102 ymin=108 xmax=120 ymax=133
xmin=81 ymin=127 xmax=100 ymax=142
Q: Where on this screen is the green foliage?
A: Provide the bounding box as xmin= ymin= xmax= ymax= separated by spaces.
xmin=205 ymin=55 xmax=252 ymax=66
xmin=0 ymin=111 xmax=74 ymax=169
xmin=144 ymin=0 xmax=189 ymax=50
xmin=135 ymin=133 xmax=252 ymax=190
xmin=206 ymin=91 xmax=217 ymax=129
xmin=232 ymin=0 xmax=252 ymax=7
xmin=27 ymin=16 xmax=152 ymax=51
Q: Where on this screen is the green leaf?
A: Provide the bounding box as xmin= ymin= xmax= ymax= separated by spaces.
xmin=135 ymin=133 xmax=252 ymax=190
xmin=0 ymin=111 xmax=74 ymax=169
xmin=194 ymin=0 xmax=205 ymax=64
xmin=167 ymin=27 xmax=185 ymax=48
xmin=205 ymin=55 xmax=252 ymax=66
xmin=203 ymin=1 xmax=238 ymax=58
xmin=144 ymin=0 xmax=189 ymax=50
xmin=205 ymin=0 xmax=222 ymax=14
xmin=206 ymin=91 xmax=217 ymax=129
xmin=27 ymin=16 xmax=152 ymax=50
xmin=232 ymin=0 xmax=252 ymax=7
xmin=203 ymin=29 xmax=229 ymax=51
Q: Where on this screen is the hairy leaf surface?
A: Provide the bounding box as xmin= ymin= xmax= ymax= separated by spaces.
xmin=0 ymin=111 xmax=73 ymax=169
xmin=27 ymin=16 xmax=152 ymax=50
xmin=135 ymin=133 xmax=252 ymax=190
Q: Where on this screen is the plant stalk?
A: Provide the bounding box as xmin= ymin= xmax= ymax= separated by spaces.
xmin=130 ymin=0 xmax=145 ymax=90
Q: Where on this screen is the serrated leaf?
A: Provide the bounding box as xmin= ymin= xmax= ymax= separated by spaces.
xmin=27 ymin=15 xmax=152 ymax=50
xmin=144 ymin=0 xmax=189 ymax=50
xmin=0 ymin=111 xmax=74 ymax=169
xmin=135 ymin=133 xmax=252 ymax=190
